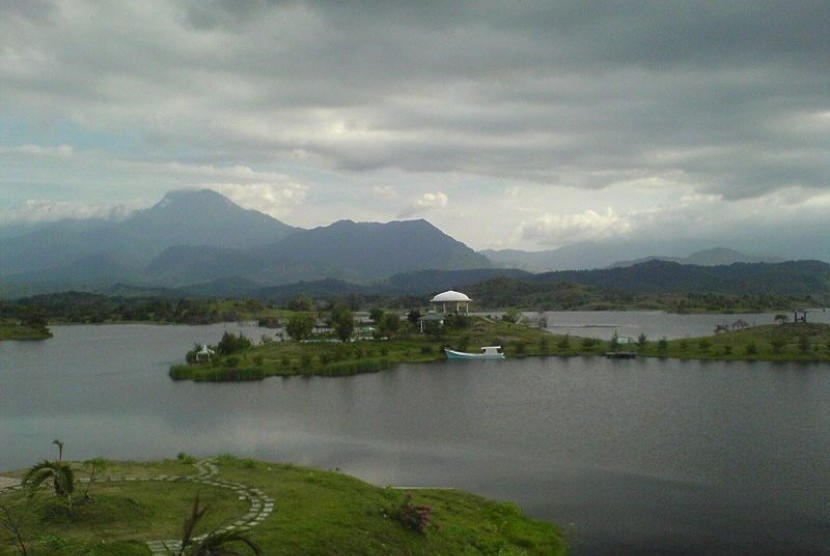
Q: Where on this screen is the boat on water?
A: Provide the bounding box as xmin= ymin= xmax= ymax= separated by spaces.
xmin=444 ymin=346 xmax=505 ymax=360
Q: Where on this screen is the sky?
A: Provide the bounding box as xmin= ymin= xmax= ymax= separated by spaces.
xmin=1 ymin=1 xmax=829 ymax=258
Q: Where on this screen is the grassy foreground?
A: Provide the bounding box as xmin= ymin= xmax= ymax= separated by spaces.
xmin=170 ymin=316 xmax=830 ymax=382
xmin=0 ymin=454 xmax=567 ymax=556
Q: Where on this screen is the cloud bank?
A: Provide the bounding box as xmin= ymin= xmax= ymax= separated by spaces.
xmin=1 ymin=1 xmax=829 ymax=257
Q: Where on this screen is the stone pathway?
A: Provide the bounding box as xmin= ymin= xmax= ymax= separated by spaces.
xmin=140 ymin=459 xmax=274 ymax=555
xmin=0 ymin=460 xmax=274 ymax=556
xmin=0 ymin=476 xmax=21 ymax=490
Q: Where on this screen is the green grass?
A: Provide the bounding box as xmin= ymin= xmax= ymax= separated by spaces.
xmin=1 ymin=455 xmax=568 ymax=556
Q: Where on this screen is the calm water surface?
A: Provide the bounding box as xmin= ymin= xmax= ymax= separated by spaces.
xmin=2 ymin=318 xmax=829 ymax=555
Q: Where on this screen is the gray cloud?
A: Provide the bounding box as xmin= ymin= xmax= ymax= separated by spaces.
xmin=1 ymin=1 xmax=829 ymax=255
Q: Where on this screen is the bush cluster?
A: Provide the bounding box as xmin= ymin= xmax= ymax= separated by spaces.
xmin=390 ymin=494 xmax=434 ymax=534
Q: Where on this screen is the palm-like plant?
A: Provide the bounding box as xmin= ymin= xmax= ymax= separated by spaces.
xmin=174 ymin=495 xmax=262 ymax=556
xmin=23 ymin=460 xmax=75 ymax=501
xmin=184 ymin=529 xmax=263 ymax=556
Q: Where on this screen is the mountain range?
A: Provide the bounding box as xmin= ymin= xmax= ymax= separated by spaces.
xmin=0 ymin=189 xmax=491 ymax=297
xmin=1 ymin=188 xmax=823 ymax=301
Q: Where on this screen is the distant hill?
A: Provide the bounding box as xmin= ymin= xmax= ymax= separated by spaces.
xmin=379 ymin=268 xmax=532 ymax=295
xmin=481 ymin=242 xmax=784 ymax=271
xmin=183 ymin=259 xmax=830 ymax=307
xmin=480 ymin=243 xmax=625 ymax=272
xmin=539 ymin=259 xmax=830 ymax=296
xmin=609 ymin=247 xmax=783 ymax=268
xmin=464 ymin=259 xmax=830 ymax=309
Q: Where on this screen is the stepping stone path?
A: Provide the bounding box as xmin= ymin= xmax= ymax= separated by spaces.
xmin=1 ymin=459 xmax=274 ymax=556
xmin=0 ymin=476 xmax=21 ymax=490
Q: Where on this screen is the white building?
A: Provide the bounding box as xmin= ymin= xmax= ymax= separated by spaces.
xmin=429 ymin=290 xmax=471 ymax=315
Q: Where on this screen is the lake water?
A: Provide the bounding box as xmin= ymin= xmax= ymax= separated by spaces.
xmin=2 ymin=315 xmax=829 ymax=555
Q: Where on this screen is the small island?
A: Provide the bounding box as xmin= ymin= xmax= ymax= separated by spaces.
xmin=0 ymin=451 xmax=567 ymax=555
xmin=170 ymin=302 xmax=830 ymax=382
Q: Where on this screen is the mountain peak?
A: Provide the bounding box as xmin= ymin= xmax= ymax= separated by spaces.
xmin=153 ymin=188 xmax=236 ymax=211
xmin=120 ymin=188 xmax=298 ymax=251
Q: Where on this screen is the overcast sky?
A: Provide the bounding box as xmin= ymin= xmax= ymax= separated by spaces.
xmin=1 ymin=1 xmax=829 ymax=257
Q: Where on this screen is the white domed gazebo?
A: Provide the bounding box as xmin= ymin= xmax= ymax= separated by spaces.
xmin=430 ymin=290 xmax=472 ymax=315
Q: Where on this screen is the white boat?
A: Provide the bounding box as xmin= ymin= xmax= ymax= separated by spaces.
xmin=444 ymin=346 xmax=505 ymax=360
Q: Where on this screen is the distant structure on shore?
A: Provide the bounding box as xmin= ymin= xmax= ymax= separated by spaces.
xmin=430 ymin=290 xmax=471 ymax=315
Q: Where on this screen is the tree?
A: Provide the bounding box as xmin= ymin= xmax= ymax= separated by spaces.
xmin=378 ymin=313 xmax=400 ymax=338
xmin=0 ymin=494 xmax=33 ymax=556
xmin=286 ymin=313 xmax=314 ymax=341
xmin=330 ymin=304 xmax=354 ymax=342
xmin=369 ymin=308 xmax=385 ymax=324
xmin=287 ymin=295 xmax=314 ymax=312
xmin=81 ymin=457 xmax=107 ymax=501
xmin=407 ymin=309 xmax=421 ymax=326
xmin=217 ymin=332 xmax=252 ymax=356
xmin=19 ymin=308 xmax=48 ymax=331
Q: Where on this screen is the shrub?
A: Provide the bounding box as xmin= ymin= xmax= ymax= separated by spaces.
xmin=389 ymin=494 xmax=434 ymax=534
xmin=745 ymin=343 xmax=758 ymax=356
xmin=657 ymin=337 xmax=668 ymax=352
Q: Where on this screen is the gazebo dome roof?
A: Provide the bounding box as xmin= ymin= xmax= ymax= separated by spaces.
xmin=430 ymin=290 xmax=472 ymax=302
